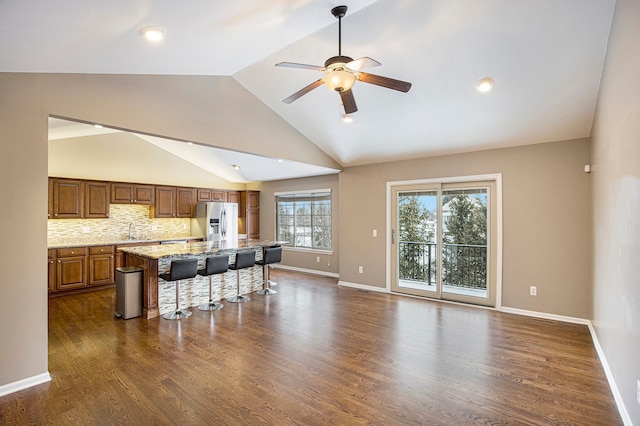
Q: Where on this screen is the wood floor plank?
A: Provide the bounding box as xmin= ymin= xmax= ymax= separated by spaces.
xmin=0 ymin=270 xmax=621 ymax=425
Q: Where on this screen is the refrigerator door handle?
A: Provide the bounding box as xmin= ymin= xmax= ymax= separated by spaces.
xmin=221 ymin=208 xmax=226 ymax=238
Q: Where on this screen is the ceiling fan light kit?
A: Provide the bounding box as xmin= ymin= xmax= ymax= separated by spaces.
xmin=276 ymin=5 xmax=412 ymax=114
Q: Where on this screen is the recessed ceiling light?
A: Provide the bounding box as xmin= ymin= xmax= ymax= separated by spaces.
xmin=139 ymin=26 xmax=166 ymax=42
xmin=476 ymin=78 xmax=494 ymax=93
xmin=93 ymin=124 xmax=103 ymax=128
xmin=186 ymin=142 xmax=193 ymax=145
xmin=232 ymin=164 xmax=241 ymax=170
xmin=277 ymin=159 xmax=284 ymax=163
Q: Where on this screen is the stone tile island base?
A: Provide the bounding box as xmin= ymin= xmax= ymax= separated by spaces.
xmin=119 ymin=241 xmax=279 ymax=319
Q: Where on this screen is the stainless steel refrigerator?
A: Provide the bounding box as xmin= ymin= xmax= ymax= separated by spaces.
xmin=191 ymin=202 xmax=239 ymax=242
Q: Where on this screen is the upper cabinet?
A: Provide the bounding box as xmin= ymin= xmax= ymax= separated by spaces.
xmin=226 ymin=191 xmax=240 ymax=204
xmin=84 ymin=181 xmax=110 ymax=218
xmin=151 ymin=186 xmax=195 ymax=218
xmin=152 ymin=186 xmax=177 ymax=218
xmin=197 ymin=188 xmax=226 ymax=202
xmin=50 ymin=178 xmax=109 ymax=219
xmin=111 ymin=183 xmax=155 ymax=205
xmin=51 ymin=178 xmax=84 ymax=219
xmin=176 ymin=187 xmax=196 ymax=218
xmin=50 ymin=177 xmax=241 ymax=222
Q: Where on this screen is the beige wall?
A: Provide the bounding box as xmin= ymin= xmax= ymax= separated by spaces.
xmin=255 ymin=174 xmax=339 ymax=275
xmin=0 ymin=75 xmax=49 ymax=387
xmin=49 ymin=133 xmax=244 ymax=190
xmin=0 ymin=72 xmax=338 ymax=389
xmin=339 ymin=138 xmax=592 ymax=318
xmin=590 ymin=0 xmax=640 ymax=421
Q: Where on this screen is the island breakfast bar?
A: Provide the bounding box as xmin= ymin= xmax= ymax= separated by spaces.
xmin=119 ymin=240 xmax=282 ymax=319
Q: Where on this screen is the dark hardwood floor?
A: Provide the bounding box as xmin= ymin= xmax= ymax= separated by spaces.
xmin=1 ymin=270 xmax=621 ymax=425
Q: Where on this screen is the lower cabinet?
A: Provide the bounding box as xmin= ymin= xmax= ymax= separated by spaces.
xmin=88 ymin=246 xmax=115 ymax=286
xmin=50 ymin=245 xmax=116 ymax=293
xmin=55 ymin=247 xmax=88 ymax=291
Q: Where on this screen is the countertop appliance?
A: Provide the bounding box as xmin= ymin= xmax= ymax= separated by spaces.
xmin=191 ymin=202 xmax=238 ymax=242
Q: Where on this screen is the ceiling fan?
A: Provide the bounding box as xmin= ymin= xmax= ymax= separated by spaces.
xmin=276 ymin=5 xmax=412 ymax=114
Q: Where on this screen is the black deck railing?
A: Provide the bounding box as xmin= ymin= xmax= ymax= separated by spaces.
xmin=398 ymin=241 xmax=487 ymax=289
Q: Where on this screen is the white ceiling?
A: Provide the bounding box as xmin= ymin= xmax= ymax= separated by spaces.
xmin=2 ymin=0 xmax=615 ymax=176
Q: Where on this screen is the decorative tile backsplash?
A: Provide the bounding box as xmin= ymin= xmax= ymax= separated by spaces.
xmin=47 ymin=204 xmax=191 ymax=243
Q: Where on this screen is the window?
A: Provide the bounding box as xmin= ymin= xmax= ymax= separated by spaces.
xmin=276 ymin=190 xmax=332 ymax=250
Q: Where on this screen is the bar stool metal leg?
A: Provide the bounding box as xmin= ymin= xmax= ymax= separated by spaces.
xmin=198 ymin=275 xmax=224 ymax=311
xmin=163 ymin=279 xmax=192 ymax=320
xmin=227 ymin=268 xmax=250 ymax=303
xmin=256 ymin=264 xmax=277 ymax=295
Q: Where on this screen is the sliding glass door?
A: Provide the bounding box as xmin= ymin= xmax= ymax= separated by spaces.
xmin=391 ymin=180 xmax=497 ymax=307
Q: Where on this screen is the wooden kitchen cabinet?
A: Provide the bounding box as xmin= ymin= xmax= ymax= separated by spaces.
xmin=152 ymin=186 xmax=177 ymax=218
xmin=50 ymin=178 xmax=109 ymax=219
xmin=240 ymin=190 xmax=260 ymax=239
xmin=48 ymin=249 xmax=55 ymax=293
xmin=85 ymin=181 xmax=110 ymax=218
xmin=197 ymin=188 xmax=226 ymax=202
xmin=226 ymin=191 xmax=240 ymax=204
xmin=88 ymin=245 xmax=115 ymax=286
xmin=55 ymin=247 xmax=87 ymax=291
xmin=111 ymin=183 xmax=155 ymax=205
xmin=176 ymin=187 xmax=196 ymax=217
xmin=48 ymin=178 xmax=53 ymax=219
xmin=152 ymin=186 xmax=195 ymax=218
xmin=51 ymin=178 xmax=84 ymax=219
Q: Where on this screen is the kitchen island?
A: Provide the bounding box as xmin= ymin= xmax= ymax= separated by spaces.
xmin=119 ymin=240 xmax=282 ymax=319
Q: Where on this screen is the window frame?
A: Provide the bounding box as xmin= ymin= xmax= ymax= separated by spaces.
xmin=275 ymin=189 xmax=332 ymax=252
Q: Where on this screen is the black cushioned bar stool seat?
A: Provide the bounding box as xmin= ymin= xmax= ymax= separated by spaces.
xmin=197 ymin=254 xmax=229 ymax=311
xmin=226 ymin=250 xmax=255 ymax=303
xmin=256 ymin=246 xmax=282 ymax=296
xmin=159 ymin=258 xmax=198 ymax=320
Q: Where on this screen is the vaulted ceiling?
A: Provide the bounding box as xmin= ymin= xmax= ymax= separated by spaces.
xmin=1 ymin=0 xmax=615 ymax=180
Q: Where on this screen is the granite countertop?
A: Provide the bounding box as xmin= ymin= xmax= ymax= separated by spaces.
xmin=47 ymin=236 xmax=202 ymax=249
xmin=118 ymin=240 xmax=284 ymax=260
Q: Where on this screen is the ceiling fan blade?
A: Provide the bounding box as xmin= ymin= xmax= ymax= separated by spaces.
xmin=347 ymin=57 xmax=381 ymax=71
xmin=357 ymin=72 xmax=412 ymax=93
xmin=340 ymin=89 xmax=358 ymax=114
xmin=275 ymin=62 xmax=325 ymax=71
xmin=282 ymin=79 xmax=325 ymax=104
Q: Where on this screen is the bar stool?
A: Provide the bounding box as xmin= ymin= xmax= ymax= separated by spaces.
xmin=226 ymin=250 xmax=255 ymax=303
xmin=197 ymin=254 xmax=229 ymax=311
xmin=159 ymin=258 xmax=198 ymax=320
xmin=256 ymin=245 xmax=282 ymax=296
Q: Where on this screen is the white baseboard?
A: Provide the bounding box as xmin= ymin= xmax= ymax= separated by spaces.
xmin=501 ymin=306 xmax=631 ymax=425
xmin=273 ymin=264 xmax=339 ymax=278
xmin=337 ymin=281 xmax=389 ymax=293
xmin=0 ymin=372 xmax=51 ymax=398
xmin=587 ymin=322 xmax=633 ymax=426
xmin=499 ymin=306 xmax=591 ymax=325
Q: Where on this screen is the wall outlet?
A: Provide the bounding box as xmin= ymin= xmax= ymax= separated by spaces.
xmin=358 ymin=266 xmax=364 ymax=274
xmin=82 ymin=226 xmax=90 ymax=234
xmin=637 ymin=380 xmax=640 ymax=406
xmin=183 ymin=224 xmax=187 ymax=229
xmin=151 ymin=225 xmax=157 ymax=231
xmin=372 ymin=229 xmax=377 ymax=237
xmin=530 ymin=286 xmax=537 ymax=296
xmin=316 ymin=256 xmax=320 ymax=263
